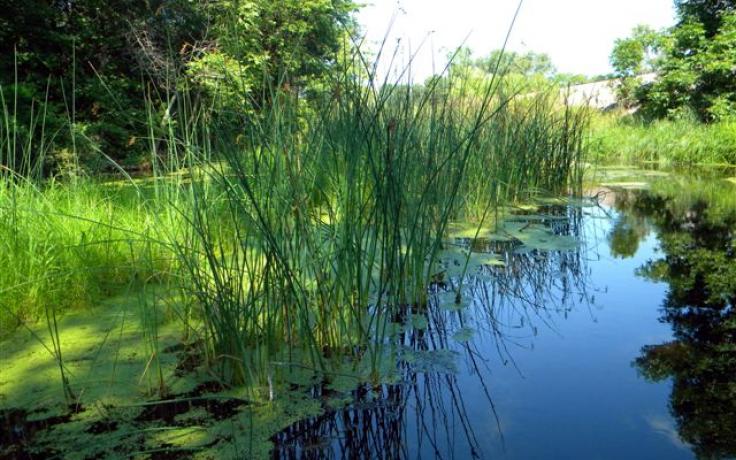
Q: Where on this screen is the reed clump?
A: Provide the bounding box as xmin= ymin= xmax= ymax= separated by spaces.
xmin=0 ymin=44 xmax=589 ymax=389
xmin=171 ymin=48 xmax=589 ymax=386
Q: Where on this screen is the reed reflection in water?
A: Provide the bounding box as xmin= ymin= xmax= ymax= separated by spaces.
xmin=272 ymin=204 xmax=597 ymax=459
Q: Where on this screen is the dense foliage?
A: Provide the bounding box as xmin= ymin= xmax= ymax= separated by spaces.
xmin=610 ymin=25 xmax=663 ymax=107
xmin=443 ymin=47 xmax=593 ymax=100
xmin=0 ymin=0 xmax=356 ymax=174
xmin=612 ymin=0 xmax=736 ymax=121
xmin=0 ymin=0 xmax=209 ymax=172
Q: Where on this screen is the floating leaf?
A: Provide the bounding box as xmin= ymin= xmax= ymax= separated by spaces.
xmin=436 ymin=291 xmax=471 ymax=311
xmin=436 ymin=246 xmax=505 ymax=278
xmin=499 ymin=221 xmax=579 ymax=252
xmin=402 ymin=349 xmax=459 ymax=374
xmin=411 ymin=314 xmax=429 ymax=330
xmin=452 ymin=327 xmax=476 ymax=343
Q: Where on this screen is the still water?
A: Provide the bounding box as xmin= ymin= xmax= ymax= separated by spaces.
xmin=273 ymin=170 xmax=736 ymax=459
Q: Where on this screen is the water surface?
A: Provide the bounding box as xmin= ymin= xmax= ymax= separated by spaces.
xmin=273 ymin=169 xmax=736 ymax=459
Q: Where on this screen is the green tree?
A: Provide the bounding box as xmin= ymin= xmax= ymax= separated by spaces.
xmin=444 ymin=48 xmax=570 ymax=96
xmin=0 ymin=0 xmax=357 ymax=173
xmin=675 ymin=0 xmax=736 ymax=36
xmin=610 ymin=25 xmax=664 ymax=107
xmin=191 ymin=0 xmax=356 ymax=112
xmin=474 ymin=50 xmax=556 ymax=78
xmin=611 ymin=25 xmax=663 ymax=77
xmin=0 ymin=0 xmax=209 ymax=172
xmin=618 ymin=1 xmax=736 ymax=121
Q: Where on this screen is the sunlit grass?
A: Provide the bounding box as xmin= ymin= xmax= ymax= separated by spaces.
xmin=0 ymin=43 xmax=589 ymax=397
xmin=590 ymin=113 xmax=736 ymax=165
xmin=0 ymin=179 xmax=179 ymax=334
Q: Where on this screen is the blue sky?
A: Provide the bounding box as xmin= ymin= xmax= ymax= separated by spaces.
xmin=357 ymin=0 xmax=676 ymax=80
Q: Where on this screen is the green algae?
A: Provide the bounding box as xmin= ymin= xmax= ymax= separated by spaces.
xmin=586 ymin=167 xmax=671 ymax=187
xmin=600 ymin=181 xmax=650 ymax=189
xmin=0 ymin=290 xmax=356 ymax=459
xmin=507 ymin=213 xmax=569 ymax=222
xmin=446 ymin=222 xmax=496 ymax=239
xmin=0 ymin=291 xmax=181 ymax=414
xmin=533 ymin=196 xmax=597 ymax=208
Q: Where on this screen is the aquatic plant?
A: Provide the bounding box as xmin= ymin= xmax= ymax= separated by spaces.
xmin=0 ymin=34 xmax=589 ymax=409
xmin=169 ymin=40 xmax=589 ymax=388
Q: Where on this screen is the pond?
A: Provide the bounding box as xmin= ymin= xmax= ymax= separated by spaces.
xmin=1 ymin=168 xmax=734 ymax=459
xmin=272 ymin=168 xmax=736 ymax=459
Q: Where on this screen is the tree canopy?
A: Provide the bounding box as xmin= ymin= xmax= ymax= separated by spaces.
xmin=612 ymin=0 xmax=736 ymax=120
xmin=444 ymin=47 xmax=591 ymax=94
xmin=0 ymin=0 xmax=356 ymax=173
xmin=676 ymin=0 xmax=736 ymax=35
xmin=473 ymin=50 xmax=556 ymax=78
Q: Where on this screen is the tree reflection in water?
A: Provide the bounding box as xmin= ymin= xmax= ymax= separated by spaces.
xmin=272 ymin=204 xmax=595 ymax=459
xmin=610 ymin=184 xmax=736 ymax=459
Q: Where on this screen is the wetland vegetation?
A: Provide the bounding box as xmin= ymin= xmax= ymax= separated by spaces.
xmin=2 ymin=0 xmax=736 ymax=459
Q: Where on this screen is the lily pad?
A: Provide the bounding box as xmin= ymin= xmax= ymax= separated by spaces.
xmin=410 ymin=314 xmax=429 ymax=330
xmin=498 ymin=221 xmax=579 ymax=252
xmin=452 ymin=327 xmax=476 ymax=343
xmin=436 ymin=247 xmax=505 ymax=278
xmin=401 ymin=349 xmax=459 ymax=374
xmin=436 ymin=291 xmax=471 ymax=311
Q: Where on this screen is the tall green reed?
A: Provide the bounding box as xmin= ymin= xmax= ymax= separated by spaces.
xmin=0 ymin=36 xmax=589 ymax=396
xmin=170 ymin=42 xmax=589 ymax=387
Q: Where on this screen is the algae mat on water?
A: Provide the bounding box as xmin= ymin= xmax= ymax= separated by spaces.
xmin=0 ymin=292 xmax=325 ymax=459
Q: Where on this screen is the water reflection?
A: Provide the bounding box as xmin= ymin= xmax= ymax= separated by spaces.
xmin=610 ymin=182 xmax=736 ymax=459
xmin=273 ymin=176 xmax=736 ymax=459
xmin=273 ymin=298 xmax=504 ymax=459
xmin=273 ymin=204 xmax=594 ymax=458
xmin=607 ymin=193 xmax=650 ymax=259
